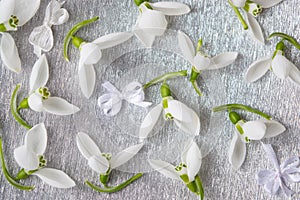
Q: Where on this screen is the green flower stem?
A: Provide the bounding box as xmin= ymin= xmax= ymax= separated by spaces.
xmin=143 ymin=70 xmax=187 ymax=89
xmin=268 ymin=32 xmax=300 ymax=50
xmin=85 ymin=173 xmax=143 ymax=193
xmin=195 ymin=175 xmax=204 ymax=200
xmin=212 ymin=104 xmax=272 ymax=120
xmin=11 ymin=84 xmax=32 ymax=130
xmin=63 ymin=16 xmax=99 ymax=61
xmin=0 ymin=137 xmax=35 ymax=191
xmin=228 ymin=0 xmax=248 ymax=30
xmin=190 ymin=67 xmax=202 ymax=96
xmin=0 ymin=24 xmax=6 ymax=32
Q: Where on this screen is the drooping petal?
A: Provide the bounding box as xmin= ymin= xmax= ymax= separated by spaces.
xmin=97 ymin=93 xmax=123 ymax=116
xmin=88 ymin=155 xmax=109 ymax=174
xmin=42 ymin=97 xmax=80 ymax=115
xmin=110 ymin=143 xmax=144 ymax=169
xmin=192 ymin=53 xmax=211 ymax=71
xmin=177 ymin=30 xmax=195 ymax=63
xmin=79 ymin=43 xmax=102 ymax=65
xmin=25 ymin=123 xmax=47 ymax=155
xmin=173 ymin=109 xmax=200 ymax=136
xmin=139 ymin=104 xmax=163 ymax=139
xmin=0 ymin=33 xmax=21 ymax=73
xmin=260 ymin=119 xmax=286 ymax=138
xmin=32 ymin=168 xmax=76 ymax=188
xmin=182 ymin=141 xmax=202 ymax=181
xmin=256 ymin=170 xmax=276 ymax=185
xmin=288 ymin=63 xmax=300 ymax=86
xmin=245 ymin=55 xmax=272 ymax=83
xmin=14 ymin=145 xmax=39 ymax=171
xmin=29 ymin=54 xmax=49 ymax=93
xmin=92 ymin=32 xmax=133 ymax=50
xmin=210 ymin=52 xmax=238 ymax=69
xmin=148 ymin=159 xmax=180 ymax=180
xmin=28 ymin=93 xmax=44 ymax=112
xmin=265 ymin=178 xmax=280 ymax=195
xmin=254 ymin=0 xmax=282 ymax=8
xmin=246 ymin=13 xmax=264 ymax=44
xmin=228 ymin=131 xmax=246 ymax=170
xmin=133 ymin=27 xmax=156 ymax=47
xmin=78 ymin=63 xmax=96 ymax=99
xmin=13 ymin=0 xmax=40 ymax=26
xmin=272 ymin=53 xmax=292 ymax=79
xmin=76 ymin=132 xmax=101 ymax=160
xmin=231 ymin=0 xmax=246 ymax=7
xmin=0 ymin=0 xmax=15 ymax=23
xmin=149 ymin=2 xmax=190 ymax=16
xmin=167 ymin=100 xmax=194 ymax=122
xmin=241 ymin=120 xmax=266 ymax=140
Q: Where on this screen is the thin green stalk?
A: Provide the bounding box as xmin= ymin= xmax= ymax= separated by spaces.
xmin=191 ymin=81 xmax=203 ymax=96
xmin=212 ymin=104 xmax=272 ymax=120
xmin=228 ymin=0 xmax=248 ymax=30
xmin=190 ymin=67 xmax=202 ymax=96
xmin=0 ymin=137 xmax=35 ymax=191
xmin=11 ymin=84 xmax=32 ymax=130
xmin=195 ymin=175 xmax=204 ymax=200
xmin=85 ymin=173 xmax=143 ymax=193
xmin=268 ymin=32 xmax=300 ymax=50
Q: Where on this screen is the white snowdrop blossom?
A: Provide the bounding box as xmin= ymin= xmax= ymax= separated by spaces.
xmin=257 ymin=143 xmax=300 ymax=197
xmin=0 ymin=0 xmax=40 ymax=73
xmin=97 ymin=81 xmax=152 ymax=116
xmin=13 ymin=123 xmax=76 ymax=188
xmin=29 ymin=0 xmax=69 ymax=57
xmin=27 ymin=54 xmax=80 ymax=115
xmin=133 ymin=1 xmax=190 ymax=47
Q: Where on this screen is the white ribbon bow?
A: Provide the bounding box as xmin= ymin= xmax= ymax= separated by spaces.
xmin=256 ymin=143 xmax=300 ymax=197
xmin=29 ymin=0 xmax=69 ymax=57
xmin=98 ymin=81 xmax=152 ymax=116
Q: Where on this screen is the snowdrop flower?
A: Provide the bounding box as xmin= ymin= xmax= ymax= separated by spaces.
xmin=98 ymin=81 xmax=152 ymax=116
xmin=29 ymin=0 xmax=69 ymax=57
xmin=148 ymin=140 xmax=204 ymax=199
xmin=0 ymin=0 xmax=40 ymax=73
xmin=257 ymin=143 xmax=300 ymax=197
xmin=133 ymin=0 xmax=190 ymax=47
xmin=178 ymin=30 xmax=238 ymax=95
xmin=76 ymin=132 xmax=144 ymax=192
xmin=139 ymin=82 xmax=200 ymax=140
xmin=14 ymin=123 xmax=76 ymax=188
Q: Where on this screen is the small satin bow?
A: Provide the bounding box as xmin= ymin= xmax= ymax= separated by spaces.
xmin=98 ymin=81 xmax=152 ymax=116
xmin=29 ymin=0 xmax=69 ymax=57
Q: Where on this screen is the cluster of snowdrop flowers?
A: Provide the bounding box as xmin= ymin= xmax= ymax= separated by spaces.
xmin=0 ymin=0 xmax=40 ymax=73
xmin=76 ymin=132 xmax=144 ymax=192
xmin=148 ymin=140 xmax=204 ymax=199
xmin=213 ymin=104 xmax=285 ymax=169
xmin=133 ymin=0 xmax=190 ymax=47
xmin=228 ymin=0 xmax=282 ymax=43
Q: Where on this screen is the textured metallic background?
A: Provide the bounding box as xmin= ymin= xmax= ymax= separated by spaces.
xmin=0 ymin=0 xmax=300 ymax=199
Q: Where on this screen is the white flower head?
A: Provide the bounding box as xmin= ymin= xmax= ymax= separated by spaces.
xmin=133 ymin=1 xmax=190 ymax=47
xmin=28 ymin=54 xmax=80 ymax=115
xmin=76 ymin=132 xmax=144 ymax=174
xmin=13 ymin=123 xmax=76 ymax=188
xmin=0 ymin=0 xmax=41 ymax=73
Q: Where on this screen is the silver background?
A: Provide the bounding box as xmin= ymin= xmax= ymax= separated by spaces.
xmin=0 ymin=0 xmax=300 ymax=199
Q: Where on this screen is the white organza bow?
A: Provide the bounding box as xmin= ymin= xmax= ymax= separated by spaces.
xmin=29 ymin=0 xmax=69 ymax=56
xmin=98 ymin=81 xmax=152 ymax=116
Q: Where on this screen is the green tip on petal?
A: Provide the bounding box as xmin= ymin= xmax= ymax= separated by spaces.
xmin=268 ymin=32 xmax=300 ymax=51
xmin=0 ymin=23 xmax=7 ymax=32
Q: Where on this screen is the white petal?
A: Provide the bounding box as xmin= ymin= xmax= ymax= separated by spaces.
xmin=0 ymin=33 xmax=21 ymax=73
xmin=288 ymin=63 xmax=300 ymax=86
xmin=42 ymin=97 xmax=80 ymax=115
xmin=92 ymin=32 xmax=133 ymax=50
xmin=148 ymin=159 xmax=179 ymax=180
xmin=167 ymin=100 xmax=194 ymax=122
xmin=254 ymin=0 xmax=282 ymax=8
xmin=0 ymin=0 xmax=15 ymax=23
xmin=14 ymin=145 xmax=39 ymax=171
xmin=177 ymin=31 xmax=195 ymax=64
xmin=29 ymin=54 xmax=49 ymax=93
xmin=150 ymin=2 xmax=190 ymax=16
xmin=260 ymin=119 xmax=286 ymax=138
xmin=246 ymin=13 xmax=264 ymax=44
xmin=173 ymin=109 xmax=200 ymax=135
xmin=110 ymin=143 xmax=144 ymax=169
xmin=231 ymin=0 xmax=246 ymax=7
xmin=210 ymin=52 xmax=238 ymax=69
xmin=32 ymin=168 xmax=76 ymax=188
xmin=97 ymin=93 xmax=123 ymax=116
xmin=25 ymin=123 xmax=47 ymax=155
xmin=133 ymin=27 xmax=156 ymax=47
xmin=182 ymin=141 xmax=201 ymax=181
xmin=137 ymin=9 xmax=167 ymax=36
xmin=28 ymin=93 xmax=44 ymax=112
xmin=256 ymin=170 xmax=276 ymax=185
xmin=245 ymin=55 xmax=272 ymax=83
xmin=139 ymin=104 xmax=163 ymax=139
xmin=79 ymin=43 xmax=102 ymax=65
xmin=242 ymin=120 xmax=266 ymax=140
xmin=192 ymin=53 xmax=211 ymax=71
xmin=228 ymin=131 xmax=246 ymax=170
xmin=272 ymin=54 xmax=292 ymax=79
xmin=78 ymin=63 xmax=96 ymax=99
xmin=76 ymin=132 xmax=101 ymax=160
xmin=13 ymin=0 xmax=40 ymax=26
xmin=88 ymin=155 xmax=109 ymax=174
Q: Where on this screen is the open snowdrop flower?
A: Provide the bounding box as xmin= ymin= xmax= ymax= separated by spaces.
xmin=0 ymin=0 xmax=40 ymax=73
xmin=133 ymin=0 xmax=190 ymax=47
xmin=178 ymin=30 xmax=238 ymax=96
xmin=213 ymin=104 xmax=286 ymax=169
xmin=76 ymin=132 xmax=144 ymax=193
xmin=256 ymin=143 xmax=300 ymax=197
xmin=139 ymin=82 xmax=200 ymax=140
xmin=148 ymin=140 xmax=204 ymax=200
xmin=13 ymin=123 xmax=76 ymax=189
xmin=29 ymin=0 xmax=69 ymax=57
xmin=228 ymin=0 xmax=282 ymax=43
xmin=98 ymin=81 xmax=152 ymax=116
